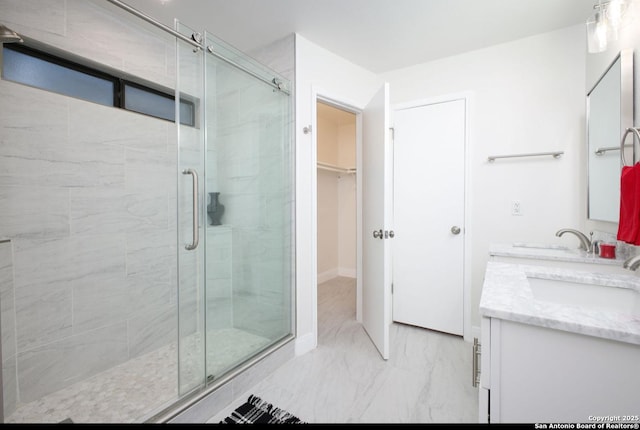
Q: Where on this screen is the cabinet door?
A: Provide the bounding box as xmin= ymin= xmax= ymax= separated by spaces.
xmin=493 ymin=319 xmax=640 ymax=423
xmin=480 ymin=317 xmax=491 ymax=390
xmin=479 ymin=387 xmax=490 ymax=423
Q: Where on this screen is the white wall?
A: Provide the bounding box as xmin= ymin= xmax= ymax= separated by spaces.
xmin=338 ymin=123 xmax=357 ymax=167
xmin=337 ymin=173 xmax=357 ymax=278
xmin=317 ymin=114 xmax=340 ymax=280
xmin=295 ymin=34 xmax=382 ymax=354
xmin=317 ymin=168 xmax=339 ymax=281
xmin=317 ymin=115 xmax=340 ymax=165
xmin=337 ymin=122 xmax=357 ymax=278
xmin=317 ymin=111 xmax=357 ymax=282
xmin=381 ymin=25 xmax=586 ymax=328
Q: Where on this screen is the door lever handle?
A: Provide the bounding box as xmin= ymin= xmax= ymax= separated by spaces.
xmin=183 ymin=169 xmax=199 ymax=250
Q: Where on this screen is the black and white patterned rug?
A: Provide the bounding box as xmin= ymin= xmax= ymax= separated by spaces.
xmin=220 ymin=395 xmax=305 ymax=424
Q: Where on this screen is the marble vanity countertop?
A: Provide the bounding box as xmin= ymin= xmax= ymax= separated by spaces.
xmin=480 ymin=261 xmax=640 ymax=345
xmin=489 ymin=242 xmax=627 ymax=266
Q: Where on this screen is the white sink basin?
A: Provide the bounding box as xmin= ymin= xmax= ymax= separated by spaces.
xmin=527 ymin=275 xmax=640 ymax=315
xmin=511 ymin=246 xmax=581 ymax=258
xmin=489 ymin=242 xmax=630 ymax=275
xmin=512 ymin=242 xmax=571 ymax=250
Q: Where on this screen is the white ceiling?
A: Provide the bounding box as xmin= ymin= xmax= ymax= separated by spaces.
xmin=121 ymin=0 xmax=596 ymax=73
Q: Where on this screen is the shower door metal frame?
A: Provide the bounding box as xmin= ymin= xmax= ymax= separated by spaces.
xmin=0 ymin=240 xmax=5 ymax=423
xmin=105 ymin=0 xmax=289 ymax=95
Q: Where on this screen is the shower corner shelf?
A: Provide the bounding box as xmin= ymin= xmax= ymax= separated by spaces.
xmin=317 ymin=161 xmax=356 ymax=174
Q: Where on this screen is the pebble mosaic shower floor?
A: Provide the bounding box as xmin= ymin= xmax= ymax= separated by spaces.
xmin=6 ymin=328 xmax=270 ymax=423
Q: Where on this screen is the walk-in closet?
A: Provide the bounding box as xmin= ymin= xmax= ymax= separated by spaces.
xmin=316 ymin=101 xmax=357 ymax=322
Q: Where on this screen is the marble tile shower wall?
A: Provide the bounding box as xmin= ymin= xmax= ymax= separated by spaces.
xmin=244 ymin=35 xmax=295 ymax=340
xmin=0 ymin=242 xmax=17 ymax=417
xmin=0 ymin=0 xmax=181 ymax=415
xmin=211 ymin=68 xmax=293 ymax=340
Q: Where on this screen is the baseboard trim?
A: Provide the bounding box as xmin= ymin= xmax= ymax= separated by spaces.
xmin=337 ymin=268 xmax=356 ymax=278
xmin=317 ymin=269 xmax=338 ymax=284
xmin=318 ymin=268 xmax=356 ymax=284
xmin=295 ymin=332 xmax=316 ymax=356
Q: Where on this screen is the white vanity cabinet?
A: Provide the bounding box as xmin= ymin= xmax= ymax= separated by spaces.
xmin=479 ymin=317 xmax=640 ymax=423
xmin=479 ymin=261 xmax=640 ymax=423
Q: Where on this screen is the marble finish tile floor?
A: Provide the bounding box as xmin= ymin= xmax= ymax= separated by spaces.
xmin=208 ymin=276 xmax=479 ymax=424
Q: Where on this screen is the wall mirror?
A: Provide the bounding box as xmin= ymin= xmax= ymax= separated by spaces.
xmin=587 ymin=49 xmax=634 ymax=223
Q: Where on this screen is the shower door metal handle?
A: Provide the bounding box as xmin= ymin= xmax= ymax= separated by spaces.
xmin=183 ymin=169 xmax=199 ymax=251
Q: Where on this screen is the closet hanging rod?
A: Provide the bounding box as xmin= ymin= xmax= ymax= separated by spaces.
xmin=487 ymin=151 xmax=564 ymax=162
xmin=595 ymin=143 xmax=632 ymax=155
xmin=317 ymin=162 xmax=356 ymax=174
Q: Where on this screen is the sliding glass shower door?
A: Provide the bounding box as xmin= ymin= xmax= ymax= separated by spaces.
xmin=202 ymin=30 xmax=294 ymax=382
xmin=0 ymin=1 xmax=291 ymax=422
xmin=177 ymin=25 xmax=294 ymax=397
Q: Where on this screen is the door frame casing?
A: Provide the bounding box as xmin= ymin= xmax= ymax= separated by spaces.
xmin=311 ymin=86 xmax=365 ymax=348
xmin=391 ymin=91 xmax=474 ymax=342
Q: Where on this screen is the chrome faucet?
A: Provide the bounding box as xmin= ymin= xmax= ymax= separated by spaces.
xmin=555 ymin=228 xmax=592 ymax=252
xmin=623 ymin=254 xmax=640 ymax=271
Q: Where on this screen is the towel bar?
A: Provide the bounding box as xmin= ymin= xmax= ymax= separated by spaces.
xmin=595 ymin=144 xmax=632 ymax=155
xmin=487 ymin=151 xmax=563 ymax=162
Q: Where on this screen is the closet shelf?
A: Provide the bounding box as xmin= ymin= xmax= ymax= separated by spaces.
xmin=317 ymin=161 xmax=356 ymax=174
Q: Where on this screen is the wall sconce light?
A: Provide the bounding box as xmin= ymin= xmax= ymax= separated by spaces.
xmin=586 ymin=0 xmax=629 ymax=53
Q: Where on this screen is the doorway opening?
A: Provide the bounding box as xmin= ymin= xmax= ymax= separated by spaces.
xmin=316 ymin=101 xmax=358 ymax=345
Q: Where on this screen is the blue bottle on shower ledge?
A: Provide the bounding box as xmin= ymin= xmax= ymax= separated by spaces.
xmin=207 ymin=192 xmax=225 ymax=226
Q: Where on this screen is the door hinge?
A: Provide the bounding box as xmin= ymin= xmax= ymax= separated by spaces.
xmin=391 ymin=283 xmax=394 ymax=294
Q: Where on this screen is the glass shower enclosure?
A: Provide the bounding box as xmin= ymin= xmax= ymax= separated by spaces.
xmin=0 ymin=0 xmax=293 ymax=423
xmin=175 ymin=23 xmax=295 ymax=400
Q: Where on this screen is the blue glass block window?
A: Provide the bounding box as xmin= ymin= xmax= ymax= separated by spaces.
xmin=2 ymin=44 xmax=195 ymax=126
xmin=124 ymin=83 xmax=174 ymax=122
xmin=3 ymin=45 xmax=115 ymax=106
xmin=123 ymin=83 xmax=195 ymax=127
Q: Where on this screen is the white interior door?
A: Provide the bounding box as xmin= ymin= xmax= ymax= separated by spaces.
xmin=392 ymin=98 xmax=465 ymax=336
xmin=362 ymin=83 xmax=392 ymax=360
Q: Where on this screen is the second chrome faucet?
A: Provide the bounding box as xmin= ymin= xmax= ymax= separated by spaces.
xmin=623 ymin=254 xmax=640 ymax=270
xmin=554 ymin=228 xmax=640 ymax=271
xmin=555 ymin=228 xmax=593 ymax=252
